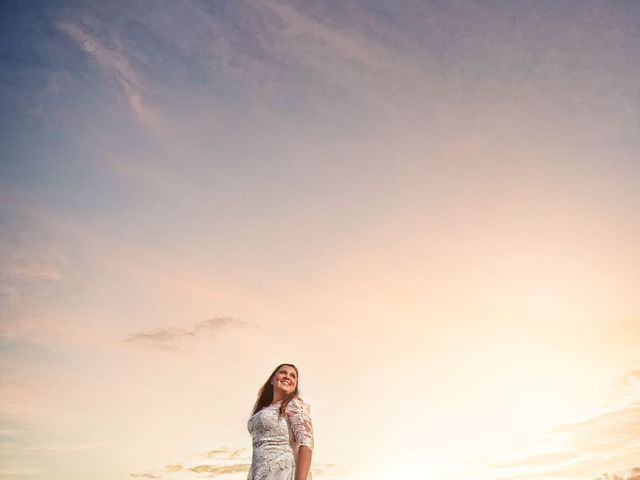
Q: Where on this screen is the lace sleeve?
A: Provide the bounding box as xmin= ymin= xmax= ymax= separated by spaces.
xmin=286 ymin=397 xmax=314 ymax=452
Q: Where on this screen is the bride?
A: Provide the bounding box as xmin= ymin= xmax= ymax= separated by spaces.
xmin=247 ymin=363 xmax=314 ymax=480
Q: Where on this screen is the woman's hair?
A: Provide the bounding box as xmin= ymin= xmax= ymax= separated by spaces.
xmin=251 ymin=363 xmax=300 ymax=418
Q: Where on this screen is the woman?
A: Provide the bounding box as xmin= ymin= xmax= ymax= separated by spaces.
xmin=247 ymin=363 xmax=314 ymax=480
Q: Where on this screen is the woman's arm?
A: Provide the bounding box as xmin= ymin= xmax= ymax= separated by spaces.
xmin=295 ymin=445 xmax=312 ymax=480
xmin=286 ymin=397 xmax=314 ymax=480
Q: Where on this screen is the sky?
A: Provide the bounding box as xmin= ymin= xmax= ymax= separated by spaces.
xmin=1 ymin=0 xmax=640 ymax=479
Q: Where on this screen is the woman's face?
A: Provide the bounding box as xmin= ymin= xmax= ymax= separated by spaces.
xmin=271 ymin=365 xmax=298 ymax=395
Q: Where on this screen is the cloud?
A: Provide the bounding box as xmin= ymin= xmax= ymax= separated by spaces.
xmin=0 ymin=237 xmax=64 ymax=315
xmin=255 ymin=0 xmax=386 ymax=71
xmin=204 ymin=447 xmax=247 ymax=459
xmin=132 ymin=446 xmax=251 ymax=479
xmin=594 ymin=466 xmax=640 ymax=480
xmin=0 ymin=205 xmax=64 ymax=279
xmin=143 ymin=0 xmax=419 ymax=112
xmin=161 ymin=464 xmax=183 ymax=472
xmin=311 ymin=463 xmax=349 ymax=477
xmin=485 ymin=367 xmax=640 ymax=480
xmin=1 ymin=245 xmax=63 ymax=282
xmin=244 ymin=0 xmax=409 ymax=106
xmin=0 ymin=204 xmax=66 ymax=328
xmin=51 ymin=0 xmax=433 ymax=121
xmin=123 ymin=317 xmax=250 ymax=352
xmin=58 ymin=22 xmax=158 ymax=129
xmin=136 ymin=445 xmax=341 ymax=479
xmin=187 ymin=463 xmax=250 ymax=474
xmin=618 ymin=369 xmax=640 ymax=397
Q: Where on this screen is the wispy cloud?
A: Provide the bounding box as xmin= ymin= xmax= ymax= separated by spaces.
xmin=485 ymin=367 xmax=640 ymax=480
xmin=256 ymin=0 xmax=386 ymax=71
xmin=0 ymin=204 xmax=66 ymax=331
xmin=246 ymin=0 xmax=407 ymax=106
xmin=0 ymin=237 xmax=64 ymax=316
xmin=134 ymin=445 xmax=342 ymax=479
xmin=0 ymin=206 xmax=64 ymax=281
xmin=161 ymin=0 xmax=421 ymax=112
xmin=161 ymin=464 xmax=183 ymax=473
xmin=187 ymin=463 xmax=250 ymax=474
xmin=123 ymin=317 xmax=250 ymax=352
xmin=52 ymin=0 xmax=435 ymax=119
xmin=594 ymin=466 xmax=640 ymax=480
xmin=58 ymin=22 xmax=157 ymax=128
xmin=131 ymin=446 xmax=250 ymax=479
xmin=204 ymin=447 xmax=246 ymax=459
xmin=311 ymin=463 xmax=349 ymax=477
xmin=617 ymin=368 xmax=640 ymax=401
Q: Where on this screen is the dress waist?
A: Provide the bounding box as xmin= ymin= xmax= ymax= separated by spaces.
xmin=252 ymin=437 xmax=292 ymax=450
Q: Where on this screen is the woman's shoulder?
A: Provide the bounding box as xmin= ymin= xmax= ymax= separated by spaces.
xmin=286 ymin=396 xmax=310 ymax=412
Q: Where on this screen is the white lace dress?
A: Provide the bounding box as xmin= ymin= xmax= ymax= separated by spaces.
xmin=247 ymin=396 xmax=314 ymax=480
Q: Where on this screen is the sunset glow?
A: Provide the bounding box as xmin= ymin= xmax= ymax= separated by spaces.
xmin=1 ymin=1 xmax=639 ymax=480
